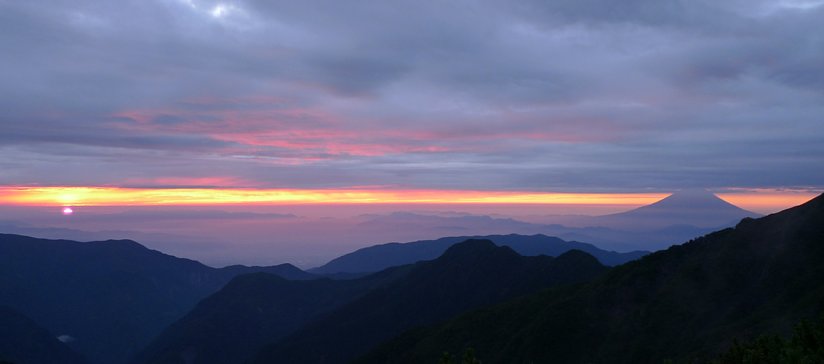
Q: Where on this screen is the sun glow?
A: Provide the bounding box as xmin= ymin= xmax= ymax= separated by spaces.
xmin=0 ymin=186 xmax=666 ymax=207
xmin=717 ymin=192 xmax=819 ymax=214
xmin=211 ymin=4 xmax=228 ymax=17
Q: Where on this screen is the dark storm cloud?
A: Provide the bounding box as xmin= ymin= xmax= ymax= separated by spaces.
xmin=1 ymin=0 xmax=822 ymax=191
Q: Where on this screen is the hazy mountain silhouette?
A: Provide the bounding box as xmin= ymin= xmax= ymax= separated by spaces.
xmin=589 ymin=189 xmax=760 ymax=229
xmin=0 ymin=234 xmax=315 ymax=364
xmin=310 ymin=234 xmax=646 ymax=274
xmin=358 ymin=194 xmax=824 ymax=363
xmin=252 ymin=239 xmax=608 ymax=364
xmin=532 ymin=189 xmax=761 ymax=251
xmin=133 ymin=266 xmax=413 ymax=364
xmin=0 ymin=306 xmax=86 ymax=364
xmin=318 ymin=191 xmax=757 ymax=263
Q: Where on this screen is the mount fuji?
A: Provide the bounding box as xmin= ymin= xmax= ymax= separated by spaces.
xmin=588 ymin=189 xmax=760 ymax=230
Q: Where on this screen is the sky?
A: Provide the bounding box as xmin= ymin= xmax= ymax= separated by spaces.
xmin=1 ymin=0 xmax=823 ymax=266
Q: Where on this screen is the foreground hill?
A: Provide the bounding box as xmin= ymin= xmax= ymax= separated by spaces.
xmin=138 ymin=240 xmax=607 ymax=364
xmin=134 ymin=266 xmax=412 ymax=364
xmin=0 ymin=234 xmax=314 ymax=364
xmin=0 ymin=306 xmax=86 ymax=364
xmin=359 ymin=194 xmax=824 ymax=363
xmin=251 ymin=240 xmax=608 ymax=364
xmin=311 ymin=234 xmax=646 ymax=274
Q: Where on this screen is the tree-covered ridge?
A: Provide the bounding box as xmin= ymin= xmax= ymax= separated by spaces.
xmin=252 ymin=240 xmax=608 ymax=363
xmin=134 ymin=265 xmax=413 ymax=364
xmin=715 ymin=317 xmax=824 ymax=364
xmin=0 ymin=234 xmax=314 ymax=364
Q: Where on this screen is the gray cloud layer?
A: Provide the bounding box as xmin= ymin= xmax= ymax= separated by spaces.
xmin=1 ymin=0 xmax=823 ymax=191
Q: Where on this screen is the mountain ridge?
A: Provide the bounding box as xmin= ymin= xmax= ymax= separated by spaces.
xmin=313 ymin=191 xmax=757 ymax=274
xmin=311 ymin=234 xmax=646 ymax=274
xmin=251 ymin=239 xmax=608 ymax=364
xmin=0 ymin=233 xmax=316 ymax=364
xmin=132 ymin=267 xmax=411 ymax=364
xmin=357 ymin=193 xmax=824 ymax=363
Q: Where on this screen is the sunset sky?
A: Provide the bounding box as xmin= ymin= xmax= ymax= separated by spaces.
xmin=1 ymin=1 xmax=822 ymax=266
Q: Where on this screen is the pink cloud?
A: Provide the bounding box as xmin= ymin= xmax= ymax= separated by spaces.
xmin=110 ymin=95 xmax=612 ymax=160
xmin=110 ymin=98 xmax=457 ymax=157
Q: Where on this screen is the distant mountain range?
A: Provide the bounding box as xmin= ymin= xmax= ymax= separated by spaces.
xmin=358 ymin=193 xmax=824 ymax=363
xmin=0 ymin=189 xmax=757 ymax=268
xmin=0 ymin=234 xmax=314 ymax=364
xmin=310 ymin=234 xmax=646 ymax=274
xmin=348 ymin=189 xmax=760 ymax=252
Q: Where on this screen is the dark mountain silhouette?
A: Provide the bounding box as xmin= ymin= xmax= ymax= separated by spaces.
xmin=715 ymin=316 xmax=824 ymax=363
xmin=133 ymin=266 xmax=413 ymax=364
xmin=251 ymin=239 xmax=608 ymax=364
xmin=0 ymin=306 xmax=86 ymax=364
xmin=358 ymin=194 xmax=824 ymax=364
xmin=0 ymin=234 xmax=315 ymax=364
xmin=216 ymin=264 xmax=314 ymax=279
xmin=310 ymin=234 xmax=646 ymax=274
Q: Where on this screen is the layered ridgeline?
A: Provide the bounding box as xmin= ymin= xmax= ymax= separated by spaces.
xmin=0 ymin=234 xmax=315 ymax=364
xmin=0 ymin=306 xmax=86 ymax=364
xmin=311 ymin=234 xmax=646 ymax=275
xmin=138 ymin=240 xmax=607 ymax=364
xmin=328 ymin=190 xmax=759 ymax=257
xmin=359 ymin=194 xmax=824 ymax=364
xmin=133 ymin=265 xmax=413 ymax=364
xmin=253 ymin=240 xmax=607 ymax=364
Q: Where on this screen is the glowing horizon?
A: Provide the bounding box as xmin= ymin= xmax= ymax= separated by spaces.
xmin=0 ymin=186 xmax=666 ymax=206
xmin=0 ymin=186 xmax=817 ymax=213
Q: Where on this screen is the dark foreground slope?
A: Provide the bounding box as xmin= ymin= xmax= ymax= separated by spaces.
xmin=312 ymin=234 xmax=645 ymax=274
xmin=252 ymin=240 xmax=608 ymax=364
xmin=134 ymin=266 xmax=412 ymax=364
xmin=359 ymin=194 xmax=824 ymax=364
xmin=0 ymin=306 xmax=86 ymax=364
xmin=0 ymin=234 xmax=314 ymax=364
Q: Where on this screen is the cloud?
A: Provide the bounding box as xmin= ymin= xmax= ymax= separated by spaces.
xmin=0 ymin=0 xmax=822 ymax=192
xmin=57 ymin=335 xmax=76 ymax=343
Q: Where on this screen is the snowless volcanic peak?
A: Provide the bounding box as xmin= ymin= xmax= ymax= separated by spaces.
xmin=646 ymin=189 xmax=741 ymax=210
xmin=597 ymin=189 xmax=759 ymax=230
